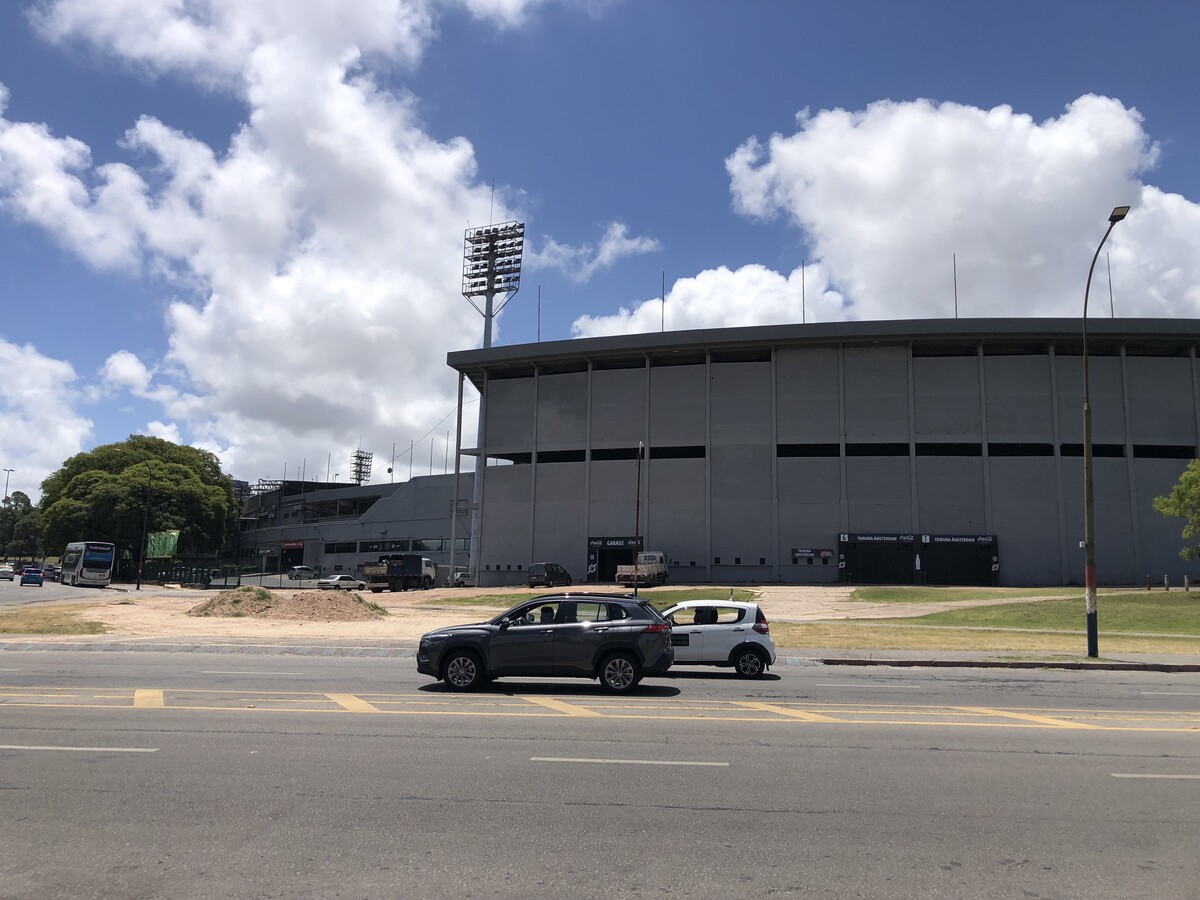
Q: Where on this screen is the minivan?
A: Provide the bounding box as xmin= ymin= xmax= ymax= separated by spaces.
xmin=527 ymin=562 xmax=572 ymax=588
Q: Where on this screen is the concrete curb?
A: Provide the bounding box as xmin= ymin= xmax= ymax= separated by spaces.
xmin=1 ymin=640 xmax=1196 ymax=671
xmin=809 ymin=657 xmax=1200 ymax=673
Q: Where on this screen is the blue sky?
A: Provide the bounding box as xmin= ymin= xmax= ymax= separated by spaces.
xmin=1 ymin=0 xmax=1198 ymax=499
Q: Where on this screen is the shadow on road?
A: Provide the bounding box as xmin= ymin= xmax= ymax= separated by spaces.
xmin=419 ymin=679 xmax=682 ymax=697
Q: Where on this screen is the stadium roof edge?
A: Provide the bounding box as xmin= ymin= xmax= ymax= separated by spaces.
xmin=446 ymin=317 xmax=1200 ymax=383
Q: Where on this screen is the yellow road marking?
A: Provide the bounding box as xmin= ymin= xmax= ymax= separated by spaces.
xmin=325 ymin=693 xmax=381 ymax=713
xmin=133 ymin=689 xmax=164 ymax=709
xmin=733 ymin=701 xmax=845 ymax=722
xmin=955 ymin=706 xmax=1100 ymax=729
xmin=521 ymin=696 xmax=604 ymax=717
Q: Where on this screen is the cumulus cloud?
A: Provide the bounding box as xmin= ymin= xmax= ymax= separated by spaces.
xmin=0 ymin=338 xmax=93 ymax=498
xmin=529 ymin=221 xmax=661 ymax=283
xmin=0 ymin=0 xmax=561 ymax=485
xmin=573 ymin=262 xmax=843 ymax=337
xmin=725 ymin=94 xmax=1200 ymax=321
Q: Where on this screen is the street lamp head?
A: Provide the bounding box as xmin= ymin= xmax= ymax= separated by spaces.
xmin=1109 ymin=206 xmax=1130 ymax=223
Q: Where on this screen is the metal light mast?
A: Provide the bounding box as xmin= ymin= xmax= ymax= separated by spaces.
xmin=462 ymin=221 xmax=525 ymax=348
xmin=456 ymin=221 xmax=525 ymax=585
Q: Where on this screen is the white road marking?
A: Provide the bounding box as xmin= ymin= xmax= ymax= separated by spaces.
xmin=531 ymin=756 xmax=728 ymax=767
xmin=199 ymin=671 xmax=304 ymax=676
xmin=0 ymin=744 xmax=158 ymax=753
xmin=1111 ymin=773 xmax=1200 ymax=780
xmin=1140 ymin=691 xmax=1200 ymax=696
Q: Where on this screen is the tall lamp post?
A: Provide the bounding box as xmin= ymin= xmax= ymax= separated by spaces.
xmin=1082 ymin=205 xmax=1130 ymax=658
xmin=2 ymin=468 xmax=13 ymax=500
xmin=632 ymin=442 xmax=644 ymax=598
xmin=136 ymin=461 xmax=153 ymax=591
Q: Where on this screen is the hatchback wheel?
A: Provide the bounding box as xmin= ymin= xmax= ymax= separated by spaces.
xmin=734 ymin=647 xmax=768 ymax=678
xmin=599 ymin=651 xmax=641 ymax=693
xmin=443 ymin=650 xmax=485 ymax=690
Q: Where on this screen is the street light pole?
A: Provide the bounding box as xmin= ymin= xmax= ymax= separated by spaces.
xmin=1082 ymin=205 xmax=1130 ymax=658
xmin=632 ymin=441 xmax=644 ymax=598
xmin=136 ymin=462 xmax=152 ymax=591
xmin=2 ymin=468 xmax=12 ymax=500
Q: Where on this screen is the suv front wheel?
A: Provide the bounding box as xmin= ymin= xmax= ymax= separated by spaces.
xmin=443 ymin=650 xmax=485 ymax=690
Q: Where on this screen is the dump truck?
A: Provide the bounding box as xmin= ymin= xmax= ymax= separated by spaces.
xmin=363 ymin=554 xmax=437 ymax=592
xmin=616 ymin=551 xmax=669 ymax=587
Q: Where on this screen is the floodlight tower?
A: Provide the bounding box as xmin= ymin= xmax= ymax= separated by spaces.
xmin=462 ymin=221 xmax=525 ymax=348
xmin=456 ymin=221 xmax=525 ymax=585
xmin=351 ymin=450 xmax=373 ymax=486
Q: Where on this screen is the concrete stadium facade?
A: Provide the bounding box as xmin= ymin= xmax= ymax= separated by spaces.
xmin=448 ymin=318 xmax=1200 ymax=588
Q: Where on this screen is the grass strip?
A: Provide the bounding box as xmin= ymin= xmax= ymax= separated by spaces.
xmin=851 ymin=586 xmax=1085 ymax=603
xmin=0 ymin=603 xmax=108 ymax=635
xmin=884 ymin=592 xmax=1200 ymax=635
xmin=771 ymin=621 xmax=1200 ymax=655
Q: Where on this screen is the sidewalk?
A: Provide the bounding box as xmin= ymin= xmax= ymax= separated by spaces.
xmin=2 ymin=635 xmax=1196 ymax=672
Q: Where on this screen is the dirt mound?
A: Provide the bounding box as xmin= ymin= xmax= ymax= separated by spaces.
xmin=187 ymin=588 xmax=386 ymax=622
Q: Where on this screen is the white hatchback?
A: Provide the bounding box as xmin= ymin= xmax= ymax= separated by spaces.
xmin=661 ymin=600 xmax=777 ymax=678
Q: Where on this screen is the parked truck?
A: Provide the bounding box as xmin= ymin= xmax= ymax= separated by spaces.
xmin=363 ymin=554 xmax=437 ymax=592
xmin=616 ymin=551 xmax=669 ymax=587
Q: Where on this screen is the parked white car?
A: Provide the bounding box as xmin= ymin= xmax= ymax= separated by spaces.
xmin=660 ymin=600 xmax=776 ymax=677
xmin=451 ymin=568 xmax=475 ymax=587
xmin=0 ymin=564 xmax=13 ymax=581
xmin=316 ymin=574 xmax=366 ymax=591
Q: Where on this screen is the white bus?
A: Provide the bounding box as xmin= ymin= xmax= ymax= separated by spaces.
xmin=59 ymin=541 xmax=117 ymax=587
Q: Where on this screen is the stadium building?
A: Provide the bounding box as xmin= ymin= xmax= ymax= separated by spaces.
xmin=447 ymin=318 xmax=1200 ymax=588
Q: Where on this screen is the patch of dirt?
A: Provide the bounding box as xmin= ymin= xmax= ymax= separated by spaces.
xmin=188 ymin=588 xmax=385 ymax=622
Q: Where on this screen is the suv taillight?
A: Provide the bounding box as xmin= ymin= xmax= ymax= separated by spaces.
xmin=753 ymin=607 xmax=770 ymax=634
xmin=643 ymin=622 xmax=670 ymax=634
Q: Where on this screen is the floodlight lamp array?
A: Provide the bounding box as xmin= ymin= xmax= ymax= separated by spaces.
xmin=462 ymin=221 xmax=525 ymax=299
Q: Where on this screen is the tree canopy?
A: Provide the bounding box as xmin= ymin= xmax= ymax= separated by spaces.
xmin=40 ymin=435 xmax=237 ymax=561
xmin=1153 ymin=459 xmax=1200 ymax=559
xmin=1 ymin=491 xmax=42 ymax=561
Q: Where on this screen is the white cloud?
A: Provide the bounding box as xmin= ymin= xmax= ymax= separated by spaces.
xmin=0 ymin=338 xmax=93 ymax=499
xmin=724 ymin=94 xmax=1200 ymax=321
xmin=145 ymin=420 xmax=182 ymax=444
xmin=100 ymin=350 xmax=152 ymax=394
xmin=572 ymin=262 xmax=843 ymax=337
xmin=529 ymin=221 xmax=661 ymax=283
xmin=1 ymin=0 xmax=559 ymax=485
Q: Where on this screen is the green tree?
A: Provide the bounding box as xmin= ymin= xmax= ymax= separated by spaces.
xmin=1153 ymin=459 xmax=1200 ymax=559
xmin=40 ymin=435 xmax=238 ymax=565
xmin=0 ymin=491 xmax=34 ymax=561
xmin=8 ymin=508 xmax=45 ymax=561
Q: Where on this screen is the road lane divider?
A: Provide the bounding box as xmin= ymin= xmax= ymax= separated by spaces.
xmin=521 ymin=696 xmax=604 ymax=717
xmin=325 ymin=693 xmax=382 ymax=713
xmin=954 ymin=706 xmax=1100 ymax=729
xmin=733 ymin=701 xmax=846 ymax=722
xmin=133 ymin=689 xmax=164 ymax=709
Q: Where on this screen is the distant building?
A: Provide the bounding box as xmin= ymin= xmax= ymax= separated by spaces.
xmin=231 ymin=475 xmax=472 ymax=581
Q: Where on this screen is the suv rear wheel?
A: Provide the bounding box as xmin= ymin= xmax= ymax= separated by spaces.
xmin=598 ymin=651 xmax=641 ymax=693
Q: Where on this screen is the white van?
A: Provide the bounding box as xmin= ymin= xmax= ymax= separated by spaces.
xmin=287 ymin=565 xmax=318 ymax=580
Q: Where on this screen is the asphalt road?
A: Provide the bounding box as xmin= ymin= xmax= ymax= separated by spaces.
xmin=2 ymin=651 xmax=1198 ymax=898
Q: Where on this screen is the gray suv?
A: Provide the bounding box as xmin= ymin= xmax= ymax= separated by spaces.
xmin=417 ymin=593 xmax=673 ymax=693
xmin=528 ymin=562 xmax=571 ymax=588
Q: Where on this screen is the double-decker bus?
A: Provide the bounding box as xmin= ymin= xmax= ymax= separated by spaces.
xmin=59 ymin=541 xmax=116 ymax=587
